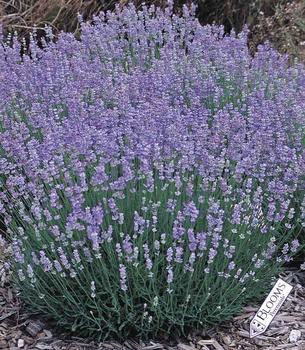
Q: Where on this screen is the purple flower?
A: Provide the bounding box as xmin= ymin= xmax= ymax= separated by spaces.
xmin=143 ymin=243 xmax=153 ymax=271
xmin=166 ymin=247 xmax=173 ymax=263
xmin=39 ymin=251 xmax=53 ymax=272
xmin=119 ymin=264 xmax=128 ymax=291
xmin=228 ymin=261 xmax=235 ymax=271
xmin=167 ymin=265 xmax=173 ymax=284
xmin=174 ymin=246 xmax=183 ymax=263
xmin=122 ymin=235 xmax=133 ymax=255
xmin=291 ymin=239 xmax=300 ymax=253
xmin=184 ymin=201 xmax=199 ymax=223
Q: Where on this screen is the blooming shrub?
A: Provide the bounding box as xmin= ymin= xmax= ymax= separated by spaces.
xmin=0 ymin=2 xmax=304 ymax=340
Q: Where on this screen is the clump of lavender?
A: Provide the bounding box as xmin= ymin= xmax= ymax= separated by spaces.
xmin=0 ymin=2 xmax=304 ymax=340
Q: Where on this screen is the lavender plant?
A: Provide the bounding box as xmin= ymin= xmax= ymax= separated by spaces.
xmin=0 ymin=1 xmax=304 ymax=340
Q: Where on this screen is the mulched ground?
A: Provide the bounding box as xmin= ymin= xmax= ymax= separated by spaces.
xmin=1 ymin=241 xmax=305 ymax=350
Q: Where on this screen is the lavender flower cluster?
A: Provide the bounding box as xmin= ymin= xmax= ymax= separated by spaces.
xmin=0 ymin=2 xmax=304 ymax=339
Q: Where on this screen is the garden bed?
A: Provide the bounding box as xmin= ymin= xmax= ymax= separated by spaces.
xmin=1 ymin=244 xmax=305 ymax=349
xmin=0 ymin=2 xmax=304 ymax=348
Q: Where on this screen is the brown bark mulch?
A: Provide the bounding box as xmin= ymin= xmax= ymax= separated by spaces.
xmin=1 ymin=241 xmax=305 ymax=350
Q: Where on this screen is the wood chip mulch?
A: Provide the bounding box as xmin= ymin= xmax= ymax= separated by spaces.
xmin=1 ymin=241 xmax=305 ymax=350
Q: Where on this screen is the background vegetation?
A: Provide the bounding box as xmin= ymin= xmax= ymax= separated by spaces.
xmin=1 ymin=0 xmax=305 ymax=60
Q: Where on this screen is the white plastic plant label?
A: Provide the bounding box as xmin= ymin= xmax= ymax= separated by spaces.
xmin=250 ymin=278 xmax=293 ymax=338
